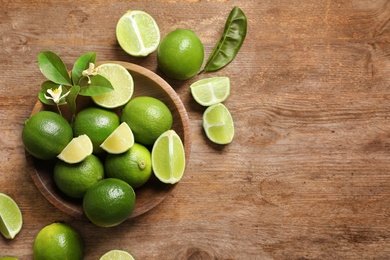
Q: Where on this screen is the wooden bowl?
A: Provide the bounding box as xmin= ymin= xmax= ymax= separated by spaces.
xmin=26 ymin=61 xmax=191 ymax=219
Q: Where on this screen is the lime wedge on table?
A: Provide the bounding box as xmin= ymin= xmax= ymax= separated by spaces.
xmin=100 ymin=249 xmax=135 ymax=260
xmin=190 ymin=77 xmax=230 ymax=106
xmin=57 ymin=134 xmax=93 ymax=164
xmin=152 ymin=130 xmax=185 ymax=184
xmin=116 ymin=10 xmax=160 ymax=57
xmin=0 ymin=193 xmax=22 ymax=239
xmin=203 ymin=103 xmax=234 ymax=145
xmin=92 ymin=63 xmax=134 ymax=109
xmin=100 ymin=122 xmax=134 ymax=154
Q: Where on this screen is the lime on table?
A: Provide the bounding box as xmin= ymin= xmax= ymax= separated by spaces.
xmin=100 ymin=122 xmax=134 ymax=154
xmin=92 ymin=63 xmax=134 ymax=108
xmin=190 ymin=77 xmax=230 ymax=106
xmin=0 ymin=193 xmax=22 ymax=239
xmin=116 ymin=10 xmax=160 ymax=57
xmin=202 ymin=103 xmax=234 ymax=145
xmin=100 ymin=249 xmax=135 ymax=260
xmin=57 ymin=134 xmax=93 ymax=164
xmin=152 ymin=130 xmax=185 ymax=184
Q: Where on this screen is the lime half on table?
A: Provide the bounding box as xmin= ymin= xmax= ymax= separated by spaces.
xmin=0 ymin=193 xmax=22 ymax=239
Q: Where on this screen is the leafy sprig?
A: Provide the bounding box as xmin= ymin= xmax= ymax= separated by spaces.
xmin=37 ymin=51 xmax=113 ymax=121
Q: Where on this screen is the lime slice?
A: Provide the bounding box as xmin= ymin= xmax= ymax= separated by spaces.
xmin=57 ymin=134 xmax=93 ymax=164
xmin=92 ymin=63 xmax=134 ymax=108
xmin=0 ymin=193 xmax=22 ymax=239
xmin=190 ymin=77 xmax=230 ymax=106
xmin=100 ymin=122 xmax=134 ymax=154
xmin=99 ymin=250 xmax=135 ymax=260
xmin=116 ymin=10 xmax=160 ymax=57
xmin=203 ymin=103 xmax=234 ymax=144
xmin=152 ymin=130 xmax=185 ymax=184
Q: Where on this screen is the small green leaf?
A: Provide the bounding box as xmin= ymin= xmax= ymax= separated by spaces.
xmin=79 ymin=75 xmax=114 ymax=96
xmin=66 ymin=85 xmax=80 ymax=122
xmin=38 ymin=81 xmax=66 ymax=105
xmin=71 ymin=52 xmax=97 ymax=85
xmin=38 ymin=51 xmax=72 ymax=86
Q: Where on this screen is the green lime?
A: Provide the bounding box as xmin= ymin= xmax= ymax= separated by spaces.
xmin=116 ymin=10 xmax=160 ymax=57
xmin=73 ymin=107 xmax=120 ymax=154
xmin=121 ymin=96 xmax=173 ymax=146
xmin=57 ymin=134 xmax=93 ymax=164
xmin=152 ymin=130 xmax=185 ymax=184
xmin=22 ymin=111 xmax=73 ymax=160
xmin=0 ymin=257 xmax=19 ymax=260
xmin=33 ymin=222 xmax=83 ymax=260
xmin=100 ymin=122 xmax=134 ymax=154
xmin=190 ymin=77 xmax=230 ymax=106
xmin=0 ymin=193 xmax=22 ymax=239
xmin=92 ymin=63 xmax=134 ymax=109
xmin=157 ymin=29 xmax=204 ymax=80
xmin=100 ymin=249 xmax=135 ymax=260
xmin=83 ymin=178 xmax=135 ymax=227
xmin=54 ymin=154 xmax=104 ymax=199
xmin=203 ymin=103 xmax=234 ymax=144
xmin=105 ymin=143 xmax=152 ymax=189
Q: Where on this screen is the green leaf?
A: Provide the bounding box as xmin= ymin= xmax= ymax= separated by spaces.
xmin=202 ymin=6 xmax=247 ymax=72
xmin=38 ymin=51 xmax=72 ymax=86
xmin=66 ymin=85 xmax=80 ymax=122
xmin=71 ymin=52 xmax=97 ymax=85
xmin=38 ymin=81 xmax=66 ymax=105
xmin=79 ymin=75 xmax=114 ymax=96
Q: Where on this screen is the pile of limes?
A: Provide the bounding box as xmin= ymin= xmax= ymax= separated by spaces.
xmin=22 ymin=62 xmax=186 ymax=229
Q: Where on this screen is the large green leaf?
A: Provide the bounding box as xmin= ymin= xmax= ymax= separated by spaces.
xmin=71 ymin=52 xmax=97 ymax=85
xmin=79 ymin=75 xmax=114 ymax=96
xmin=38 ymin=51 xmax=71 ymax=86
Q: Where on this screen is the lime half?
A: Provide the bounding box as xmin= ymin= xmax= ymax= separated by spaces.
xmin=190 ymin=77 xmax=230 ymax=106
xmin=57 ymin=134 xmax=93 ymax=164
xmin=203 ymin=103 xmax=234 ymax=144
xmin=0 ymin=193 xmax=22 ymax=239
xmin=92 ymin=63 xmax=134 ymax=109
xmin=100 ymin=122 xmax=134 ymax=154
xmin=100 ymin=249 xmax=135 ymax=260
xmin=152 ymin=130 xmax=185 ymax=184
xmin=116 ymin=10 xmax=160 ymax=57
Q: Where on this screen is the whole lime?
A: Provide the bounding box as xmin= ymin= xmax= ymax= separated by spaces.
xmin=157 ymin=29 xmax=204 ymax=80
xmin=105 ymin=143 xmax=152 ymax=189
xmin=53 ymin=154 xmax=104 ymax=199
xmin=22 ymin=111 xmax=73 ymax=160
xmin=83 ymin=178 xmax=136 ymax=227
xmin=121 ymin=96 xmax=172 ymax=146
xmin=33 ymin=222 xmax=83 ymax=260
xmin=73 ymin=107 xmax=120 ymax=154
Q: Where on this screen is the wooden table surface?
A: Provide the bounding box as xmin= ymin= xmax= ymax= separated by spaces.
xmin=2 ymin=0 xmax=390 ymax=259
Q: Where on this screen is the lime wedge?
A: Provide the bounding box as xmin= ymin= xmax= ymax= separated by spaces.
xmin=116 ymin=10 xmax=160 ymax=57
xmin=203 ymin=103 xmax=234 ymax=144
xmin=0 ymin=193 xmax=22 ymax=239
xmin=92 ymin=63 xmax=134 ymax=109
xmin=190 ymin=77 xmax=230 ymax=106
xmin=100 ymin=122 xmax=134 ymax=154
xmin=152 ymin=130 xmax=185 ymax=184
xmin=57 ymin=134 xmax=93 ymax=164
xmin=100 ymin=250 xmax=135 ymax=260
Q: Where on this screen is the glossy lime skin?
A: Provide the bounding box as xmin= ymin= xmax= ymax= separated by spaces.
xmin=83 ymin=178 xmax=135 ymax=227
xmin=22 ymin=111 xmax=73 ymax=160
xmin=157 ymin=29 xmax=204 ymax=80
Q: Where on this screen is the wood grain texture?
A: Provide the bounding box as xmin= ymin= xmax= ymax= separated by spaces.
xmin=1 ymin=0 xmax=390 ymax=259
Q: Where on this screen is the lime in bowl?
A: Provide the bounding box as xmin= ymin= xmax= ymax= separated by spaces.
xmin=25 ymin=61 xmax=191 ymax=219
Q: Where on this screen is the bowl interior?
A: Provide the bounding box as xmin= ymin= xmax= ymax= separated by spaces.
xmin=26 ymin=61 xmax=191 ymax=219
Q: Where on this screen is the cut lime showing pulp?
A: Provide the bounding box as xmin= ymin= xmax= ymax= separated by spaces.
xmin=100 ymin=249 xmax=135 ymax=260
xmin=100 ymin=122 xmax=134 ymax=154
xmin=190 ymin=77 xmax=230 ymax=106
xmin=57 ymin=134 xmax=93 ymax=164
xmin=203 ymin=103 xmax=234 ymax=145
xmin=152 ymin=130 xmax=185 ymax=184
xmin=116 ymin=10 xmax=160 ymax=57
xmin=92 ymin=63 xmax=134 ymax=108
xmin=0 ymin=193 xmax=22 ymax=239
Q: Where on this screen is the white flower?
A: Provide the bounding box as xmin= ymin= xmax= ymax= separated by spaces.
xmin=82 ymin=62 xmax=98 ymax=84
xmin=44 ymin=85 xmax=70 ymax=104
